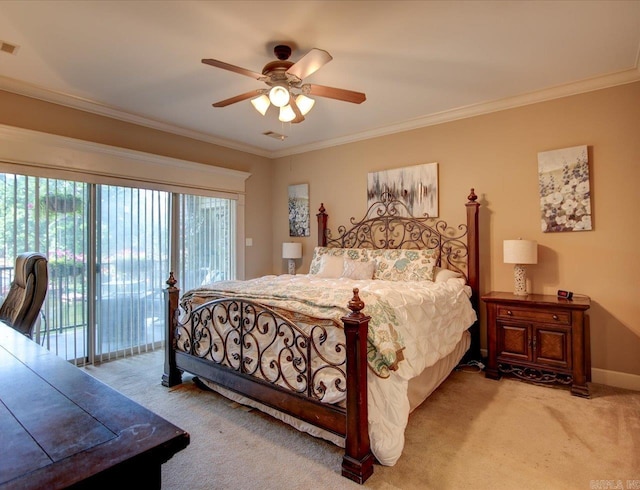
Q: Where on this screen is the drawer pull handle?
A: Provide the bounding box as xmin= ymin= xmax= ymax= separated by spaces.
xmin=552 ymin=314 xmax=559 ymax=320
xmin=506 ymin=310 xmax=513 ymax=316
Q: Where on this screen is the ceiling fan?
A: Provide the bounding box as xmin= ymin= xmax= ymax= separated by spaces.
xmin=202 ymin=44 xmax=366 ymax=124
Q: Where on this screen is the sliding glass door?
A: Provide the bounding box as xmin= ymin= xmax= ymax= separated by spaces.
xmin=0 ymin=174 xmax=90 ymax=361
xmin=0 ymin=172 xmax=236 ymax=364
xmin=177 ymin=194 xmax=235 ymax=290
xmin=96 ymin=185 xmax=170 ymax=360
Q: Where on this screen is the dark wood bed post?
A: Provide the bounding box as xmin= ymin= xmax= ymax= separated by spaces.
xmin=317 ymin=205 xmax=373 ymax=483
xmin=162 ymin=272 xmax=182 ymax=387
xmin=341 ymin=289 xmax=374 ymax=484
xmin=465 ymin=189 xmax=481 ymax=361
xmin=317 ymin=203 xmax=328 ymax=246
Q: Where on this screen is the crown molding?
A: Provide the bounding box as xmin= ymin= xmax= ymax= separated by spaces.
xmin=2 ymin=65 xmax=639 ymax=160
xmin=0 ymin=75 xmax=272 ymax=158
xmin=270 ymin=66 xmax=640 ymax=158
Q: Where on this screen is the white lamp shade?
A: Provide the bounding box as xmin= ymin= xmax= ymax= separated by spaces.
xmin=269 ymin=85 xmax=290 ymax=108
xmin=278 ymin=104 xmax=296 ymax=123
xmin=296 ymin=94 xmax=315 ymax=115
xmin=503 ymin=239 xmax=538 ymax=264
xmin=250 ymin=95 xmax=270 ymax=115
xmin=282 ymin=242 xmax=302 ymax=259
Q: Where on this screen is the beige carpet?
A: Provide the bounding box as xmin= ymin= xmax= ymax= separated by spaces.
xmin=83 ymin=350 xmax=640 ymax=490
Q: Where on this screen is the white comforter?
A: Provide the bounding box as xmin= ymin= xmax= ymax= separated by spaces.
xmin=186 ymin=274 xmax=476 ymax=465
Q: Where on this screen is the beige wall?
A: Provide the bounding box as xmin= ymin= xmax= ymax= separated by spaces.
xmin=272 ymin=81 xmax=640 ymax=377
xmin=2 ymin=82 xmax=638 ymax=378
xmin=0 ymin=90 xmax=274 ymax=279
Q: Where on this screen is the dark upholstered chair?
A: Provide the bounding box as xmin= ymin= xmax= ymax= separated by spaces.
xmin=0 ymin=252 xmax=48 ymax=339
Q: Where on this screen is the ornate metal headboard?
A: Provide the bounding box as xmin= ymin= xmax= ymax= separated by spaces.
xmin=316 ymin=190 xmax=479 ymax=282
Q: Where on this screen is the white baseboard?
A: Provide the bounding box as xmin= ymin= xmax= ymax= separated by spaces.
xmin=591 ymin=368 xmax=640 ymax=392
xmin=479 ymin=349 xmax=640 ymax=392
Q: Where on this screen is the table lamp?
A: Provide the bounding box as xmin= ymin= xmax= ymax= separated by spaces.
xmin=503 ymin=239 xmax=537 ymax=296
xmin=282 ymin=242 xmax=302 ymax=275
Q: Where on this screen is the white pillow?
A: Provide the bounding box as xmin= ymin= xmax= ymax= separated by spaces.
xmin=341 ymin=258 xmax=376 ymax=280
xmin=315 ymin=254 xmax=345 ymax=278
xmin=433 ymin=266 xmax=463 ymax=283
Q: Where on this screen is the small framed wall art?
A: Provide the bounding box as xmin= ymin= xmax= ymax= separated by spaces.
xmin=288 ymin=183 xmax=310 ymax=237
xmin=538 ymin=145 xmax=592 ymax=232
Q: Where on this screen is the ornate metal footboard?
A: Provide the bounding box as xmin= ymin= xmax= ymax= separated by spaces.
xmin=176 ymin=295 xmax=347 ymax=403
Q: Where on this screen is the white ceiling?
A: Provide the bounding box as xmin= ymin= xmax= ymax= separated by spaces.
xmin=1 ymin=1 xmax=639 ymax=158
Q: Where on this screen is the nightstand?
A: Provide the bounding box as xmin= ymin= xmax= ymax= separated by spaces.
xmin=482 ymin=292 xmax=591 ymax=397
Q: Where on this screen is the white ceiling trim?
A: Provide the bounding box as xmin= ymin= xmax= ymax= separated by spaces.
xmin=2 ymin=65 xmax=639 ymax=161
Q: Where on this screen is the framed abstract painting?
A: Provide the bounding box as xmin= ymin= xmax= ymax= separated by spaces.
xmin=367 ymin=162 xmax=438 ymax=217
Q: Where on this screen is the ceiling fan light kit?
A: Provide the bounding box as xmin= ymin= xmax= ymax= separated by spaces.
xmin=268 ymin=85 xmax=290 ymax=107
xmin=203 ymin=44 xmax=366 ymax=125
xmin=279 ymin=104 xmax=296 ymax=123
xmin=250 ymin=94 xmax=270 ymax=115
xmin=296 ymin=94 xmax=315 ymax=116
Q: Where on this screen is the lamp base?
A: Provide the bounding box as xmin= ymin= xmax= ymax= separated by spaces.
xmin=288 ymin=259 xmax=296 ymax=275
xmin=513 ymin=264 xmax=528 ymax=296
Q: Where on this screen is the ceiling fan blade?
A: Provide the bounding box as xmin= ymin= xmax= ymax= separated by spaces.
xmin=212 ymin=90 xmax=261 ymax=108
xmin=202 ymin=59 xmax=264 ymax=80
xmin=290 ymin=97 xmax=305 ymax=124
xmin=286 ymin=48 xmax=332 ymax=80
xmin=307 ymin=84 xmax=366 ymax=104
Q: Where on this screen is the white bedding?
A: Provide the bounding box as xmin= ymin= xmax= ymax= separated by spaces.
xmin=182 ymin=274 xmax=477 ymax=466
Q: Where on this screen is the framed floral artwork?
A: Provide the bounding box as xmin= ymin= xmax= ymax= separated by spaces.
xmin=288 ymin=183 xmax=310 ymax=237
xmin=538 ymin=145 xmax=592 ymax=232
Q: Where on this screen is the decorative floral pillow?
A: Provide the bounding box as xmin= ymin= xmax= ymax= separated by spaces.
xmin=309 ymin=247 xmax=372 ymax=274
xmin=373 ymin=249 xmax=438 ymax=282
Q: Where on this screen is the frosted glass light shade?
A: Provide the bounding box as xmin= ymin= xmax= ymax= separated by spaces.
xmin=269 ymin=85 xmax=290 ymax=107
xmin=250 ymin=95 xmax=270 ymax=115
xmin=279 ymin=104 xmax=296 ymax=123
xmin=503 ymin=240 xmax=538 ymax=264
xmin=282 ymin=242 xmax=302 ymax=259
xmin=296 ymin=94 xmax=315 ymax=115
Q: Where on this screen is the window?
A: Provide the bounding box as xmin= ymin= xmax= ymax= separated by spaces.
xmin=178 ymin=194 xmax=235 ymax=290
xmin=0 ymin=173 xmax=237 ymax=364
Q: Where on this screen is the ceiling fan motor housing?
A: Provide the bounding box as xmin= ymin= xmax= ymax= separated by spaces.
xmin=273 ymin=44 xmax=292 ymax=60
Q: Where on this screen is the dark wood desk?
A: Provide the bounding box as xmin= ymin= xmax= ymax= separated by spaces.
xmin=0 ymin=322 xmax=189 ymax=489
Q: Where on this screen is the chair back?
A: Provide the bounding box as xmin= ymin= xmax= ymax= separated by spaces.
xmin=0 ymin=252 xmax=48 ymax=338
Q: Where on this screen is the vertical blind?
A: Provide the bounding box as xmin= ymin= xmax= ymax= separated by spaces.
xmin=0 ymin=172 xmax=236 ymax=365
xmin=178 ymin=194 xmax=235 ymax=291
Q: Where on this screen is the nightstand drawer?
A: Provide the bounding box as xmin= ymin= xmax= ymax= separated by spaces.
xmin=497 ymin=306 xmax=571 ymax=325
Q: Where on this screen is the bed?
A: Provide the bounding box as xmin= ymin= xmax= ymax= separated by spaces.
xmin=162 ymin=189 xmax=481 ymax=484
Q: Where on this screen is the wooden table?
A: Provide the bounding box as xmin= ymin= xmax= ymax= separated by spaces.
xmin=0 ymin=322 xmax=189 ymax=489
